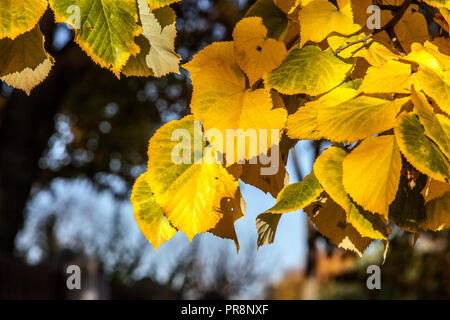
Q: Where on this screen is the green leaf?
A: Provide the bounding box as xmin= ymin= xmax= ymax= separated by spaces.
xmin=131 ymin=172 xmax=177 ymax=251
xmin=265 ymin=172 xmax=323 ymax=214
xmin=0 ymin=26 xmax=54 ymax=94
xmin=49 ymin=0 xmax=142 ymax=75
xmin=0 ymin=0 xmax=48 ymax=39
xmin=264 ymin=45 xmax=353 ymax=96
xmin=395 ymin=112 xmax=450 ymax=183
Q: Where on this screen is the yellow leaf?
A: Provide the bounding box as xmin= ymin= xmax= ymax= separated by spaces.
xmin=131 ymin=172 xmax=177 ymax=251
xmin=411 ymin=89 xmax=450 ymax=159
xmin=316 ymin=96 xmax=409 ymax=143
xmin=395 ymin=112 xmax=450 ymax=183
xmin=0 ymin=26 xmax=54 ymax=95
xmin=184 ymin=42 xmax=287 ymax=161
xmin=304 ymin=195 xmax=373 ymax=257
xmin=422 ymin=0 xmax=450 ymax=10
xmin=298 ymin=0 xmax=361 ymax=47
xmin=233 ymin=17 xmax=287 ymax=85
xmin=287 ymin=79 xmax=361 ymax=140
xmin=146 ymin=0 xmax=181 ymax=10
xmin=264 ymin=45 xmax=353 ymax=96
xmin=394 ymin=6 xmax=429 ymax=52
xmin=412 ymin=67 xmax=450 ymax=116
xmin=420 ymin=191 xmax=450 ymax=231
xmin=403 ymin=41 xmax=450 ymax=75
xmin=147 ymin=115 xmax=239 ymax=241
xmin=421 ymin=177 xmax=450 ymax=203
xmin=343 ymin=135 xmax=402 ymax=218
xmin=0 ymin=0 xmax=48 ymax=40
xmin=358 ymin=60 xmax=411 ymax=94
xmin=313 ymin=146 xmax=389 ymax=240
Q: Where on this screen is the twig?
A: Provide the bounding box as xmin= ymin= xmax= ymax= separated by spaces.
xmin=335 ymin=0 xmax=413 ymax=56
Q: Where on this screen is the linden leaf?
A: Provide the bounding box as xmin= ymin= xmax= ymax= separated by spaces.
xmin=412 ymin=68 xmax=450 ymax=116
xmin=0 ymin=26 xmax=54 ymax=95
xmin=123 ymin=4 xmax=179 ymax=77
xmin=233 ymin=17 xmax=287 ymax=86
xmin=256 ymin=212 xmax=281 ymax=247
xmin=146 ymin=0 xmax=181 ymax=10
xmin=184 ymin=42 xmax=287 ymax=161
xmin=313 ymin=146 xmax=389 ymax=240
xmin=245 ymin=0 xmax=289 ymax=40
xmin=304 ymin=195 xmax=373 ymax=257
xmin=131 ymin=172 xmax=177 ymax=251
xmin=49 ymin=0 xmax=142 ymax=76
xmin=264 ymin=45 xmax=352 ymax=96
xmin=403 ymin=41 xmax=450 ymax=75
xmin=393 ymin=6 xmax=429 ymax=52
xmin=420 ymin=191 xmax=450 ymax=231
xmin=147 ymin=115 xmax=239 ymax=241
xmin=422 ymin=0 xmax=450 ymax=10
xmin=395 ymin=112 xmax=450 ymax=183
xmin=298 ymin=0 xmax=361 ymax=47
xmin=210 ymin=190 xmax=246 ymax=252
xmin=0 ymin=0 xmax=48 ymax=40
xmin=328 ymin=34 xmax=400 ymax=66
xmin=343 ymin=135 xmax=402 ymax=218
xmin=316 ymin=96 xmax=409 ymax=143
xmin=411 ymin=89 xmax=450 ymax=159
xmin=265 ymin=172 xmax=323 ymax=214
xmin=421 ymin=177 xmax=450 ymax=203
xmin=287 ymin=79 xmax=361 ymax=140
xmin=357 ymin=60 xmax=412 ymax=94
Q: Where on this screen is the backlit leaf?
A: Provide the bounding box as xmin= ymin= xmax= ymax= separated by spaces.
xmin=0 ymin=0 xmax=48 ymax=40
xmin=233 ymin=17 xmax=287 ymax=85
xmin=357 ymin=60 xmax=411 ymax=94
xmin=146 ymin=115 xmax=239 ymax=241
xmin=298 ymin=0 xmax=361 ymax=47
xmin=395 ymin=112 xmax=450 ymax=183
xmin=246 ymin=0 xmax=289 ymax=40
xmin=412 ymin=68 xmax=450 ymax=116
xmin=420 ymin=191 xmax=450 ymax=231
xmin=49 ymin=0 xmax=142 ymax=76
xmin=131 ymin=172 xmax=177 ymax=251
xmin=256 ymin=212 xmax=281 ymax=247
xmin=343 ymin=135 xmax=402 ymax=218
xmin=265 ymin=45 xmax=352 ymax=96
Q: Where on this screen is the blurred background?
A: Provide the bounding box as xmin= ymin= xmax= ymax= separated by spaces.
xmin=0 ymin=0 xmax=449 ymax=300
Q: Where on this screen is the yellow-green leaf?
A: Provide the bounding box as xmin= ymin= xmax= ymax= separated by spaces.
xmin=395 ymin=112 xmax=450 ymax=183
xmin=233 ymin=17 xmax=287 ymax=85
xmin=146 ymin=0 xmax=181 ymax=10
xmin=0 ymin=26 xmax=54 ymax=95
xmin=147 ymin=115 xmax=239 ymax=241
xmin=316 ymin=96 xmax=409 ymax=143
xmin=265 ymin=172 xmax=323 ymax=214
xmin=343 ymin=135 xmax=402 ymax=218
xmin=411 ymin=89 xmax=450 ymax=159
xmin=264 ymin=45 xmax=352 ymax=96
xmin=412 ymin=68 xmax=450 ymax=116
xmin=298 ymin=0 xmax=360 ymax=47
xmin=49 ymin=0 xmax=142 ymax=76
xmin=0 ymin=0 xmax=48 ymax=40
xmin=131 ymin=172 xmax=177 ymax=251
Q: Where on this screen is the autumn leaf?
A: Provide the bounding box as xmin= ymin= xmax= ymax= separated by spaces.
xmin=357 ymin=60 xmax=411 ymax=94
xmin=0 ymin=0 xmax=48 ymax=40
xmin=0 ymin=26 xmax=54 ymax=95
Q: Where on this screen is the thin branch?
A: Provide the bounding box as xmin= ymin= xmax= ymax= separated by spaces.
xmin=335 ymin=0 xmax=413 ymax=56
